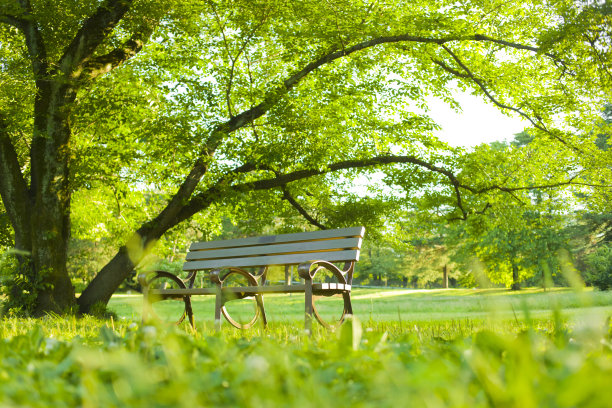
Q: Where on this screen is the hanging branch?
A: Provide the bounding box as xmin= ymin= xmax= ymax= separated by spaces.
xmin=281 ymin=185 xmax=329 ymax=230
xmin=435 ymin=44 xmax=584 ymax=152
xmin=169 ymin=153 xmax=605 ymax=226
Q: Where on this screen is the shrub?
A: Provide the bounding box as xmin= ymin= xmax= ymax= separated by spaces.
xmin=584 ymin=244 xmax=612 ymax=291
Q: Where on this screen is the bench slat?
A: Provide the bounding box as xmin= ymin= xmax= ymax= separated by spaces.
xmin=148 ymin=283 xmax=351 ymax=296
xmin=186 ymin=237 xmax=362 ymax=261
xmin=183 ymin=250 xmax=359 ymax=271
xmin=189 ymin=226 xmax=365 ymax=251
xmin=150 ymin=286 xmax=307 ymax=295
xmin=149 ymin=287 xmax=217 ymax=296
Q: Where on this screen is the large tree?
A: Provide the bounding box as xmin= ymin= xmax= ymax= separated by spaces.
xmin=0 ymin=0 xmax=610 ymax=314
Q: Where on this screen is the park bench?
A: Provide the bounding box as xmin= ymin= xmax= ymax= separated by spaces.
xmin=139 ymin=226 xmax=365 ymax=331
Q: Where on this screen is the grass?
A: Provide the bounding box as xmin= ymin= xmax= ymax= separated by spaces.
xmin=109 ymin=287 xmax=612 ymax=327
xmin=1 ymin=287 xmax=611 ymax=407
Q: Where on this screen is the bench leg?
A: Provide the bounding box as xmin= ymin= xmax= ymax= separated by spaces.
xmin=255 ymin=294 xmax=268 ymax=329
xmin=305 ymin=279 xmax=313 ymax=333
xmin=185 ymin=296 xmax=194 ymax=328
xmin=343 ymin=291 xmax=353 ymax=316
xmin=214 ymin=285 xmax=223 ymax=332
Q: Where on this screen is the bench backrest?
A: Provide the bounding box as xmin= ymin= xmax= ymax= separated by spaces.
xmin=183 ymin=227 xmax=365 ymax=271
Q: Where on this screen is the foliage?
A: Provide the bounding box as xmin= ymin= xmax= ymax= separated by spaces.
xmin=0 ymin=206 xmax=12 ymax=250
xmin=448 ymin=208 xmax=567 ymax=289
xmin=355 ymin=241 xmax=410 ymax=286
xmin=0 ymin=251 xmax=49 ymax=316
xmin=67 ymin=239 xmax=117 ymax=291
xmin=584 ymin=244 xmax=612 ymax=291
xmin=442 ymin=133 xmax=581 ymax=289
xmin=402 ymin=228 xmax=463 ymax=288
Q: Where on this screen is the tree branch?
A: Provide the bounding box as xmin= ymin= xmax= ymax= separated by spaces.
xmin=437 ymin=44 xmax=583 ymax=152
xmin=210 ymin=3 xmax=234 ymax=117
xmin=136 ymin=161 xmax=259 ymax=239
xmin=174 ymin=155 xmax=469 ymax=222
xmin=439 ymin=44 xmax=547 ymax=130
xmin=191 ymin=32 xmax=560 ymax=221
xmin=183 ymin=154 xmax=598 ymax=225
xmin=584 ymin=32 xmax=612 ymax=83
xmin=448 ymin=202 xmax=493 ymax=221
xmin=431 ymin=58 xmax=470 ymax=78
xmin=0 ymin=114 xmax=32 ymax=247
xmin=7 ymin=0 xmax=49 ymax=79
xmin=0 ymin=13 xmax=22 ymax=29
xmin=281 ymin=185 xmax=328 ymax=230
xmin=209 ymin=3 xmax=272 ymax=118
xmin=77 ymin=20 xmax=155 ymax=81
xmin=470 ymin=176 xmax=611 ymax=194
xmin=57 ymin=0 xmax=133 ymax=77
xmin=203 ymin=31 xmax=563 ymax=153
xmin=472 ymin=34 xmax=540 ymax=55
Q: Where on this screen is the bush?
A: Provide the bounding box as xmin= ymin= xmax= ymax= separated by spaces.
xmin=0 ymin=250 xmax=45 ymax=316
xmin=584 ymin=244 xmax=612 ymax=291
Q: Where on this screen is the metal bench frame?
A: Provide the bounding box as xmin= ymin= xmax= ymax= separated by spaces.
xmin=139 ymin=227 xmax=365 ymax=331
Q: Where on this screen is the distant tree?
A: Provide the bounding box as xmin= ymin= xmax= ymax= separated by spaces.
xmin=355 ymin=242 xmax=404 ymax=287
xmin=450 ymin=205 xmax=568 ymax=290
xmin=446 ymin=135 xmax=576 ymax=289
xmin=511 ymin=131 xmax=535 ymax=148
xmin=567 ymin=105 xmax=612 ymax=287
xmin=404 ymin=244 xmax=459 ymax=288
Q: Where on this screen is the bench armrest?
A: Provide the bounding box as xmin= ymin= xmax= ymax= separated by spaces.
xmin=298 ymin=260 xmax=352 ymax=284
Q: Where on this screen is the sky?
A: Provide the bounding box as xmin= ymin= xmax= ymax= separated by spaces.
xmin=427 ymin=91 xmax=529 ymax=148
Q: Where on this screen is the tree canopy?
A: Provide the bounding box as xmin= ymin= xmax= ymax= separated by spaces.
xmin=0 ymin=0 xmax=611 ymax=314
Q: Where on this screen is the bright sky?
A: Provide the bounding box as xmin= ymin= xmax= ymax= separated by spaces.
xmin=427 ymin=91 xmax=529 ymax=148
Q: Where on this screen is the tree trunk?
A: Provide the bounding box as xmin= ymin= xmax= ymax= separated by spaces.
xmin=443 ymin=265 xmax=449 ymax=289
xmin=1 ymin=79 xmax=78 ymax=314
xmin=28 ymin=157 xmax=76 ymax=315
xmin=77 ymin=246 xmax=135 ymax=311
xmin=2 ymin=155 xmax=77 ymax=316
xmin=542 ymin=262 xmax=552 ymax=291
xmin=284 ymin=265 xmax=291 ymax=285
xmin=511 ymin=262 xmax=521 ymax=291
xmin=29 ymin=83 xmax=78 ymax=314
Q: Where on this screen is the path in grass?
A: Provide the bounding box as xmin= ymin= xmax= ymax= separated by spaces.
xmin=109 ymin=287 xmax=612 ymax=327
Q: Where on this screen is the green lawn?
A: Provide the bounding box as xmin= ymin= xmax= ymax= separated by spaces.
xmin=109 ymin=286 xmax=612 ymax=328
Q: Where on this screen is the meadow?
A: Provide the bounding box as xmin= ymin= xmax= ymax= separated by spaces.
xmin=1 ymin=288 xmax=612 ymax=407
xmin=111 ymin=287 xmax=612 ymax=335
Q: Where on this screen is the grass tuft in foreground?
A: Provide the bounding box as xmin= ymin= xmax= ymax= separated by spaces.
xmin=1 ymin=309 xmax=611 ymax=407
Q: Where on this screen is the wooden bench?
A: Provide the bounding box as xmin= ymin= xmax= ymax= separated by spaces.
xmin=138 ymin=226 xmax=365 ymax=331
